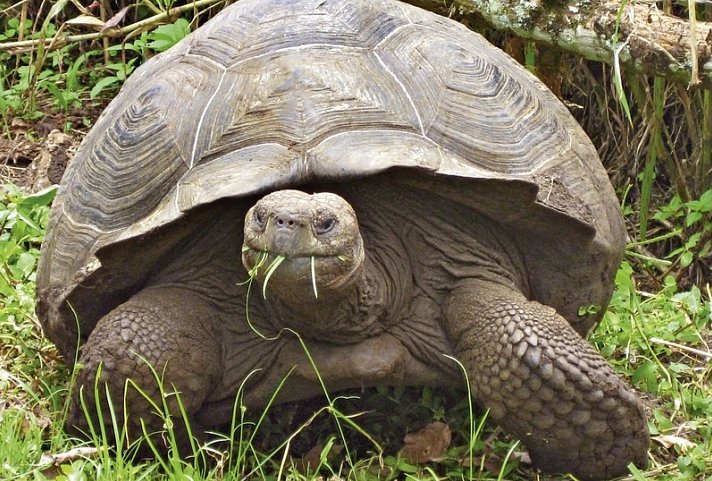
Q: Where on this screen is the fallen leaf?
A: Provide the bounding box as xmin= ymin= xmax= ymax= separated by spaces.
xmin=66 ymin=15 xmax=105 ymax=29
xmin=11 ymin=117 xmax=28 ymax=128
xmin=101 ymin=7 xmax=129 ymax=32
xmin=291 ymin=441 xmax=343 ymax=473
xmin=652 ymin=434 xmax=697 ymax=452
xmin=399 ymin=421 xmax=451 ymax=463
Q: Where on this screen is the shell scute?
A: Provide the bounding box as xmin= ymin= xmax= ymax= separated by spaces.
xmin=187 ymin=0 xmax=406 ymax=67
xmin=37 ymin=0 xmax=625 ymax=353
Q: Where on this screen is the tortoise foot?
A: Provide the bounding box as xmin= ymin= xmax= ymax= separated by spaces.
xmin=68 ymin=287 xmax=221 ymax=452
xmin=445 ymin=280 xmax=649 ymax=480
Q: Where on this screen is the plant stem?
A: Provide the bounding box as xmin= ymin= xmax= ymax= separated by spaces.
xmin=0 ymin=0 xmax=225 ymax=53
xmin=701 ymin=89 xmax=712 ymax=191
xmin=639 ymin=76 xmax=666 ymax=240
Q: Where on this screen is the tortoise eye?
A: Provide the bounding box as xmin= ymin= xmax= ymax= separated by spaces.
xmin=253 ymin=209 xmax=266 ymax=229
xmin=315 ymin=217 xmax=336 ymax=235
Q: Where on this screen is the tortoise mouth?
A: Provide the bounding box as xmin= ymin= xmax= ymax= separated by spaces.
xmin=241 ymin=244 xmax=363 ymax=298
xmin=242 ymin=245 xmax=351 ymax=269
xmin=242 ymin=246 xmax=352 ymax=279
xmin=242 ymin=245 xmax=351 ymax=262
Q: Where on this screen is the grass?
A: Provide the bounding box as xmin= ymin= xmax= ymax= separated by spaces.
xmin=241 ymin=247 xmax=320 ymax=300
xmin=591 ymin=261 xmax=712 ymax=479
xmin=1 ymin=179 xmax=711 ymax=481
xmin=0 ymin=0 xmax=211 ymax=135
xmin=1 ymin=2 xmax=711 ymax=480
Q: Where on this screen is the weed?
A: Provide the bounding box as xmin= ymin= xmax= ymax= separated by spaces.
xmin=0 ymin=183 xmax=63 ymax=478
xmin=639 ymin=76 xmax=666 ymax=240
xmin=592 ymin=262 xmax=711 ymax=473
xmin=445 ymin=354 xmax=493 ymax=481
xmin=2 ymin=181 xmax=711 ymax=479
xmin=146 ymin=18 xmax=191 ymax=52
xmin=0 ymin=184 xmax=55 ymax=369
xmin=0 ymin=2 xmax=200 ymax=134
xmin=610 ymin=0 xmax=633 ymax=125
xmin=241 ymin=247 xmax=320 ymax=300
xmin=653 ymin=189 xmax=712 ymax=269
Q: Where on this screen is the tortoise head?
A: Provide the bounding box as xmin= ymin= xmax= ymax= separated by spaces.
xmin=242 ymin=190 xmax=365 ymax=301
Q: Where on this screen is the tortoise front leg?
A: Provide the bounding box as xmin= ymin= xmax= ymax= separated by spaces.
xmin=68 ymin=287 xmax=223 ymax=452
xmin=444 ymin=279 xmax=649 ymax=481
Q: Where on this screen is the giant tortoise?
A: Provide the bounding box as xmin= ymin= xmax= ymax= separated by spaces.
xmin=37 ymin=0 xmax=649 ymax=478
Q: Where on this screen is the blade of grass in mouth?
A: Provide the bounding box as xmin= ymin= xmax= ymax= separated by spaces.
xmin=262 ymin=255 xmax=286 ymax=299
xmin=310 ymin=256 xmax=318 ymax=299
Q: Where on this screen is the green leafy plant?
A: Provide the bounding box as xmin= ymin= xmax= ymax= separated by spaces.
xmin=146 ymin=18 xmax=191 ymax=52
xmin=0 ymin=184 xmax=61 ymax=479
xmin=653 ymin=189 xmax=712 ymax=268
xmin=0 ymin=184 xmax=55 ymax=324
xmin=89 ymin=50 xmax=141 ymax=100
xmin=87 ymin=17 xmax=191 ymax=100
xmin=0 ymin=2 xmax=203 ymax=131
xmin=593 ymin=260 xmax=711 ymax=475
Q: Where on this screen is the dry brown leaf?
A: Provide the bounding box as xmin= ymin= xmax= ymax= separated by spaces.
xmin=652 ymin=434 xmax=697 ymax=452
xmin=100 ymin=7 xmax=129 ymax=32
xmin=399 ymin=421 xmax=452 ymax=463
xmin=291 ymin=442 xmax=343 ymax=473
xmin=65 ymin=15 xmax=105 ymax=29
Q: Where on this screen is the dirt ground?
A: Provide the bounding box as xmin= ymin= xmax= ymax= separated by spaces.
xmin=0 ymin=107 xmax=104 ymax=192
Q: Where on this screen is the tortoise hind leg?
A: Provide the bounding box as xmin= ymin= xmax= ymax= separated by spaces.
xmin=68 ymin=287 xmax=223 ymax=453
xmin=444 ymin=279 xmax=648 ymax=481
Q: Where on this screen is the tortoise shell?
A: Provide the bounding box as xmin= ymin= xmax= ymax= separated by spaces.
xmin=37 ymin=0 xmax=624 ymax=359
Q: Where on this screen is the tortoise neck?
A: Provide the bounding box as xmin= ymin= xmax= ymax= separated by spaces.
xmin=262 ymin=255 xmax=398 ymax=343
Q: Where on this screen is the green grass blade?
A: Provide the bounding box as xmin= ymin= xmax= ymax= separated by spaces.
xmin=310 ymin=256 xmax=318 ymax=299
xmin=701 ymin=89 xmax=711 ymax=191
xmin=497 ymin=440 xmax=521 ymax=481
xmin=640 ymin=76 xmax=666 ymax=239
xmin=262 ymin=255 xmax=285 ymax=300
xmin=444 ymin=354 xmax=482 ymax=481
xmin=611 ymin=0 xmax=633 ymax=125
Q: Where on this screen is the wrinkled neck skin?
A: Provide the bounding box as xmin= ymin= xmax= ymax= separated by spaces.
xmin=256 ymin=250 xmax=402 ymax=343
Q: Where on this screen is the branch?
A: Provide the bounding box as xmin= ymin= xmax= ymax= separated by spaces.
xmin=412 ymin=0 xmax=712 ymax=89
xmin=0 ymin=0 xmax=226 ymax=53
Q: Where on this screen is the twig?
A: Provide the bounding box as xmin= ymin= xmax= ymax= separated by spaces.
xmin=689 ymin=0 xmax=701 ymax=87
xmin=0 ymin=0 xmax=226 ymax=53
xmin=440 ymin=0 xmax=712 ymax=88
xmin=649 ymin=337 xmax=712 ymax=360
xmin=40 ymin=446 xmax=100 ymax=466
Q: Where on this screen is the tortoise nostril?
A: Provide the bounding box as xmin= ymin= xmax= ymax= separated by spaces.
xmin=275 ymin=215 xmax=299 ymax=229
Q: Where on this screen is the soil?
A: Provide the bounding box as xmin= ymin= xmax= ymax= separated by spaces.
xmin=0 ymin=106 xmax=105 ymax=192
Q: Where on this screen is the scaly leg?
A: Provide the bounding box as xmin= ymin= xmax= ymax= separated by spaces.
xmin=68 ymin=287 xmax=223 ymax=453
xmin=444 ymin=279 xmax=648 ymax=480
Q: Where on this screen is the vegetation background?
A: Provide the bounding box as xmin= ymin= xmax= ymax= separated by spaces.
xmin=1 ymin=0 xmax=710 ymax=480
